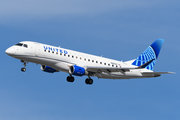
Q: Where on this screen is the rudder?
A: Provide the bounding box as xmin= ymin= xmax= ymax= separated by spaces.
xmin=132 ymin=39 xmax=164 ymax=70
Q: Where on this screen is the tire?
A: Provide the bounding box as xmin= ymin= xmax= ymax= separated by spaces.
xmin=88 ymin=79 xmax=93 ymax=85
xmin=21 ymin=68 xmax=26 ymax=72
xmin=70 ymin=77 xmax=74 ymax=82
xmin=67 ymin=76 xmax=71 ymax=82
xmin=85 ymin=78 xmax=93 ymax=85
xmin=85 ymin=78 xmax=89 ymax=84
xmin=67 ymin=76 xmax=74 ymax=82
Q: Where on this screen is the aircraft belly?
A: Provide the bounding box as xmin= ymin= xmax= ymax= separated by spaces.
xmin=53 ymin=62 xmax=69 ymax=73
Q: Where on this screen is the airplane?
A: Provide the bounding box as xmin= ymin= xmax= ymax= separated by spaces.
xmin=5 ymin=39 xmax=173 ymax=85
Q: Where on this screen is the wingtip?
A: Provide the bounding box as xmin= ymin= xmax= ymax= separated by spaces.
xmin=168 ymin=72 xmax=176 ymax=74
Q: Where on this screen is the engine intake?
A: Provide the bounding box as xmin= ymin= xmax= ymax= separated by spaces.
xmin=41 ymin=65 xmax=58 ymax=73
xmin=69 ymin=65 xmax=85 ymax=76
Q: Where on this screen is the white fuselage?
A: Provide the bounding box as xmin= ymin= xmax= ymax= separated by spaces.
xmin=5 ymin=41 xmax=153 ymax=79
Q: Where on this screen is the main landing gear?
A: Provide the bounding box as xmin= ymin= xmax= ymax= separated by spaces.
xmin=85 ymin=78 xmax=93 ymax=85
xmin=66 ymin=75 xmax=93 ymax=85
xmin=67 ymin=75 xmax=75 ymax=82
xmin=21 ymin=60 xmax=28 ymax=72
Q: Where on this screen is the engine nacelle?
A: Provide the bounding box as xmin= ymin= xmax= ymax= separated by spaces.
xmin=69 ymin=65 xmax=86 ymax=76
xmin=41 ymin=65 xmax=58 ymax=73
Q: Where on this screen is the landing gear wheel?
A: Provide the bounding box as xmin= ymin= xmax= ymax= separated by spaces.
xmin=85 ymin=78 xmax=93 ymax=85
xmin=67 ymin=76 xmax=74 ymax=82
xmin=88 ymin=79 xmax=93 ymax=85
xmin=85 ymin=78 xmax=89 ymax=84
xmin=21 ymin=67 xmax=26 ymax=72
xmin=21 ymin=60 xmax=28 ymax=72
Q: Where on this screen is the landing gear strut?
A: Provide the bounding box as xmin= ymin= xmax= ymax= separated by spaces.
xmin=67 ymin=75 xmax=75 ymax=82
xmin=21 ymin=60 xmax=27 ymax=72
xmin=85 ymin=78 xmax=93 ymax=85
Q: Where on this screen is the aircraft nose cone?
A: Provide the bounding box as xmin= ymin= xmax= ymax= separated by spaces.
xmin=5 ymin=47 xmax=14 ymax=55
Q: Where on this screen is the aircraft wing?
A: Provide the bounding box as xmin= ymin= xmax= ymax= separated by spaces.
xmin=86 ymin=59 xmax=161 ymax=73
xmin=86 ymin=66 xmax=175 ymax=75
xmin=141 ymin=72 xmax=175 ymax=77
xmin=86 ymin=66 xmax=136 ymax=73
xmin=141 ymin=72 xmax=174 ymax=74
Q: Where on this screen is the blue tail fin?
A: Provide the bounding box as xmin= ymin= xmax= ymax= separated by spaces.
xmin=132 ymin=39 xmax=164 ymax=70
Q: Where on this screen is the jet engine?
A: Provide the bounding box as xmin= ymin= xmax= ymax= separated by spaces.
xmin=41 ymin=65 xmax=58 ymax=73
xmin=69 ymin=65 xmax=86 ymax=76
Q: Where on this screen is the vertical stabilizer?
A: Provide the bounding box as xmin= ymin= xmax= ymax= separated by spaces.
xmin=132 ymin=39 xmax=164 ymax=70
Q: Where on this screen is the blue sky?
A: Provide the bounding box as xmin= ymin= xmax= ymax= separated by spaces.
xmin=0 ymin=0 xmax=179 ymax=120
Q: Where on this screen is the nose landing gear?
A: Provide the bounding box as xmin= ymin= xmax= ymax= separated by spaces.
xmin=21 ymin=67 xmax=26 ymax=72
xmin=21 ymin=60 xmax=28 ymax=72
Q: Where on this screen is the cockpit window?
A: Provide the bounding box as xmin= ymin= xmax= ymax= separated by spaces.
xmin=15 ymin=43 xmax=28 ymax=48
xmin=15 ymin=43 xmax=23 ymax=46
xmin=23 ymin=44 xmax=28 ymax=48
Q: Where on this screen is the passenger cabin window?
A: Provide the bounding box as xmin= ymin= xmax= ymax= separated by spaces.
xmin=92 ymin=60 xmax=94 ymax=62
xmin=52 ymin=51 xmax=54 ymax=53
xmin=100 ymin=62 xmax=102 ymax=64
xmin=15 ymin=43 xmax=23 ymax=46
xmin=68 ymin=55 xmax=70 ymax=57
xmin=96 ymin=61 xmax=98 ymax=63
xmin=104 ymin=63 xmax=106 ymax=65
xmin=72 ymin=56 xmax=74 ymax=58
